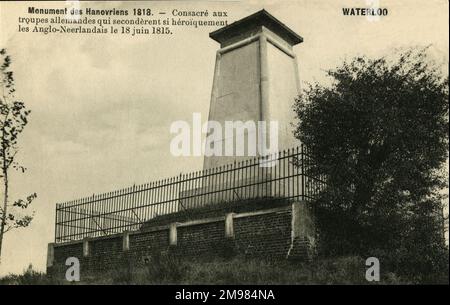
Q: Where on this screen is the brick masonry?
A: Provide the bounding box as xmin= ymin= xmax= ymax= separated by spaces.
xmin=47 ymin=199 xmax=315 ymax=280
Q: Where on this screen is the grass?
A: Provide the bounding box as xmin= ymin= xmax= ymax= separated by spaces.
xmin=1 ymin=256 xmax=415 ymax=285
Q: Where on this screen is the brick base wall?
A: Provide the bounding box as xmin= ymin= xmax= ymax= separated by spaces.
xmin=47 ymin=200 xmax=314 ymax=280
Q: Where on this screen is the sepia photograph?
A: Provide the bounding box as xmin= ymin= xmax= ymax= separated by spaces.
xmin=0 ymin=0 xmax=448 ymax=293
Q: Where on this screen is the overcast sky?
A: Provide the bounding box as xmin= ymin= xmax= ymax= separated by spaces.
xmin=0 ymin=0 xmax=448 ymax=275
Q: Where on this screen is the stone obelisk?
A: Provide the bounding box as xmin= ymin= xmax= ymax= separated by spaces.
xmin=203 ymin=9 xmax=303 ymax=170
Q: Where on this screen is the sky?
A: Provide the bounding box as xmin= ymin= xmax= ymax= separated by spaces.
xmin=0 ymin=0 xmax=448 ymax=275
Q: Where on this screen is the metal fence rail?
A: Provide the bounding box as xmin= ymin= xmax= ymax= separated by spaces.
xmin=54 ymin=146 xmax=326 ymax=243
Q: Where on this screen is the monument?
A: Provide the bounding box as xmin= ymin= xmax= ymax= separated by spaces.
xmin=203 ymin=9 xmax=303 ymax=169
xmin=181 ymin=10 xmax=305 ymax=209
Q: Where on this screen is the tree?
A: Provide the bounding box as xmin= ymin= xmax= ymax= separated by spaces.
xmin=294 ymin=48 xmax=448 ymax=283
xmin=0 ymin=49 xmax=36 ymax=264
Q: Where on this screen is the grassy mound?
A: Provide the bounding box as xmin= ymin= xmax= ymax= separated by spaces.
xmin=1 ymin=256 xmax=418 ymax=285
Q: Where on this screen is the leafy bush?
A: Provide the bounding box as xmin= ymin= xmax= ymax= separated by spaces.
xmin=294 ymin=48 xmax=449 ymax=284
xmin=0 ymin=264 xmax=56 ymax=285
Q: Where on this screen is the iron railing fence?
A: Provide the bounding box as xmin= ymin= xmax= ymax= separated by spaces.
xmin=54 ymin=145 xmax=326 ymax=243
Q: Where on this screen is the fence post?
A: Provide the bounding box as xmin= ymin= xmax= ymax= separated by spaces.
xmin=288 ymin=201 xmax=315 ymax=260
xmin=169 ymin=223 xmax=177 ymax=246
xmin=123 ymin=231 xmax=130 ymax=251
xmin=46 ymin=243 xmax=55 ymax=268
xmin=83 ymin=238 xmax=90 ymax=257
xmin=225 ymin=213 xmax=235 ymax=238
xmin=54 ymin=204 xmax=59 ymax=243
xmin=301 ymin=145 xmax=305 ymax=200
